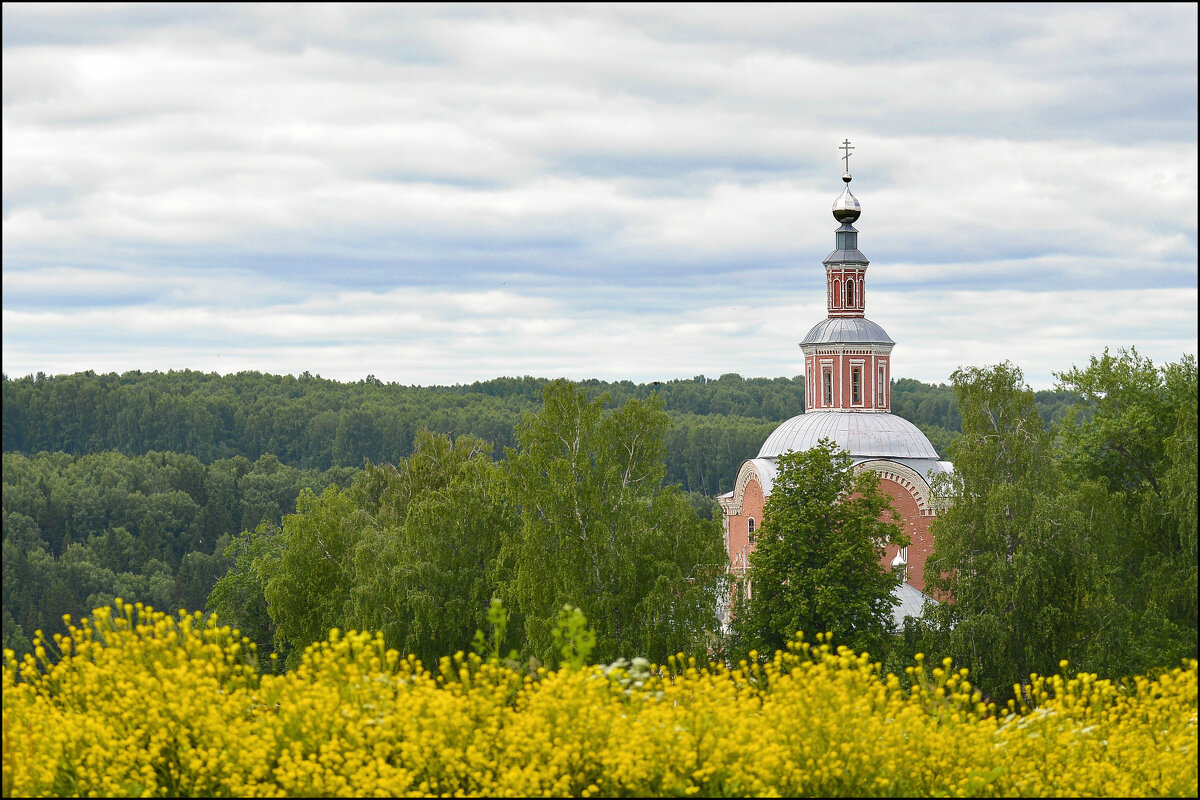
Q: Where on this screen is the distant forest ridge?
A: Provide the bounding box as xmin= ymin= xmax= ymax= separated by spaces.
xmin=2 ymin=370 xmax=1080 ymax=497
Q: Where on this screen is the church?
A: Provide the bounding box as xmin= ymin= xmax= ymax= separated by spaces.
xmin=717 ymin=142 xmax=950 ymax=628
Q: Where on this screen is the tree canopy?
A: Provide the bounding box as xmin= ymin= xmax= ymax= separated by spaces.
xmin=4 ymin=369 xmax=1081 ymax=497
xmin=502 ymin=380 xmax=728 ymax=664
xmin=923 ymin=351 xmax=1197 ymax=698
xmin=733 ymin=440 xmax=907 ymax=659
xmin=210 ymin=384 xmax=726 ymax=668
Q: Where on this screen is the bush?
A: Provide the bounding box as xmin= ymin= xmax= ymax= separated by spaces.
xmin=4 ymin=604 xmax=1196 ymax=797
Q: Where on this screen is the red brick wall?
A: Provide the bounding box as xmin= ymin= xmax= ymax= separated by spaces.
xmin=804 ymin=354 xmax=889 ymax=411
xmin=728 ymin=478 xmax=765 ymax=572
xmin=876 ymin=476 xmax=934 ymax=594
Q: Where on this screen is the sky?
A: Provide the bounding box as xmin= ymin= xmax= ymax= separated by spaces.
xmin=3 ymin=3 xmax=1196 ymax=389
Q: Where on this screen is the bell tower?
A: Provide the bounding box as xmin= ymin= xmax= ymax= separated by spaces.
xmin=826 ymin=140 xmax=868 ymax=318
xmin=801 ymin=140 xmax=895 ymax=413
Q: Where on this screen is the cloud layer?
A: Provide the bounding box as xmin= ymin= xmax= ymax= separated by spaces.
xmin=3 ymin=4 xmax=1197 ymax=387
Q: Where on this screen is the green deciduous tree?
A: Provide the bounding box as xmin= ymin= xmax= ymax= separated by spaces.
xmin=732 ymin=441 xmax=907 ymax=659
xmin=924 ymin=362 xmax=1108 ymax=698
xmin=252 ymin=431 xmax=515 ymax=667
xmin=349 ymin=432 xmax=517 ymax=666
xmin=1054 ymin=349 xmax=1198 ymax=675
xmin=207 ymin=524 xmax=287 ymax=665
xmin=259 ymin=485 xmax=365 ymax=666
xmin=502 ymin=380 xmax=727 ymax=664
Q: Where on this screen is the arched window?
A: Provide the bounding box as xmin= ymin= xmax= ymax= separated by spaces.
xmin=851 ymin=366 xmax=862 ymax=405
xmin=748 ymin=517 xmax=756 ymax=544
xmin=846 ymin=280 xmax=854 ymax=307
xmin=822 ymin=368 xmax=833 ymax=406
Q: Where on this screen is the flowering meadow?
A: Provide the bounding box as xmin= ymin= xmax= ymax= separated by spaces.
xmin=3 ymin=602 xmax=1196 ymax=797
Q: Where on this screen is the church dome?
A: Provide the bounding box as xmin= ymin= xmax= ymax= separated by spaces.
xmin=800 ymin=317 xmax=894 ymax=346
xmin=833 ymin=179 xmax=861 ymax=223
xmin=757 ymin=411 xmax=939 ymax=460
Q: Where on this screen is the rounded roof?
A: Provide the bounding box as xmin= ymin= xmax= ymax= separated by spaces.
xmin=833 ymin=183 xmax=861 ymax=223
xmin=758 ymin=411 xmax=939 ymax=460
xmin=800 ymin=317 xmax=894 ymax=346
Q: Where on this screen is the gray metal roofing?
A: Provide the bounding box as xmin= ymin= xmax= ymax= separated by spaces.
xmin=757 ymin=411 xmax=940 ymax=460
xmin=823 ymin=248 xmax=869 ymax=264
xmin=892 ymin=582 xmax=938 ymax=630
xmin=749 ymin=455 xmax=951 ymax=498
xmin=800 ymin=317 xmax=894 ymax=345
xmin=745 ymin=458 xmax=779 ymax=497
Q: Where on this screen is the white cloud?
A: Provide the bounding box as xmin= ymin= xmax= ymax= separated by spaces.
xmin=4 ymin=273 xmax=1195 ymax=389
xmin=2 ymin=4 xmax=1196 ymax=389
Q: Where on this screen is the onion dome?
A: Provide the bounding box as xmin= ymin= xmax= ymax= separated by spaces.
xmin=757 ymin=411 xmax=939 ymax=460
xmin=832 ymin=173 xmax=861 ymax=224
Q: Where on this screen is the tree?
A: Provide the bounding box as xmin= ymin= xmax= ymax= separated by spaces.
xmin=251 ymin=431 xmax=515 ymax=667
xmin=259 ymin=486 xmax=365 ymax=666
xmin=349 ymin=432 xmax=517 ymax=666
xmin=732 ymin=440 xmax=907 ymax=659
xmin=1054 ymin=349 xmax=1197 ymax=675
xmin=502 ymin=380 xmax=727 ymax=664
xmin=923 ymin=363 xmax=1099 ymax=698
xmin=207 ymin=524 xmax=288 ymax=666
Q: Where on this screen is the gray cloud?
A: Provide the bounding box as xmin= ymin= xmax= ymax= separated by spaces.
xmin=3 ymin=3 xmax=1196 ymax=387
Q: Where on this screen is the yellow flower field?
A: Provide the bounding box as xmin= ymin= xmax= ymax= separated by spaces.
xmin=3 ymin=602 xmax=1196 ymax=797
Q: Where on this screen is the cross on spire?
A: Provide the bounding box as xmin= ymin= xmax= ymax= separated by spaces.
xmin=840 ymin=139 xmax=854 ymax=172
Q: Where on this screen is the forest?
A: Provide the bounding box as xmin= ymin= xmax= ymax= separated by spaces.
xmin=0 ymin=363 xmax=1128 ymax=675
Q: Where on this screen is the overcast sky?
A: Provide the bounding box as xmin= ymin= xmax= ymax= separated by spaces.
xmin=3 ymin=3 xmax=1196 ymax=389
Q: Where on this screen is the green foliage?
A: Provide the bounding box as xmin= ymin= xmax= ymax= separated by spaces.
xmin=1053 ymin=349 xmax=1198 ymax=675
xmin=471 ymin=599 xmax=518 ymax=664
xmin=923 ymin=353 xmax=1198 ymax=698
xmin=502 ymin=380 xmax=728 ymax=665
xmin=923 ymin=362 xmax=1090 ymax=697
xmin=551 ymin=605 xmax=597 ymax=669
xmin=206 ymin=524 xmax=287 ymax=667
xmin=732 ymin=440 xmax=907 ymax=659
xmin=0 ymin=450 xmax=345 ymax=653
xmin=348 ymin=433 xmax=517 ymax=668
xmin=5 ymin=369 xmax=1068 ymax=495
xmin=233 ymin=385 xmax=727 ymax=669
xmin=253 ymin=432 xmax=516 ymax=668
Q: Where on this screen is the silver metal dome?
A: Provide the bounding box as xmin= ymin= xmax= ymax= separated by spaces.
xmin=833 ymin=184 xmax=861 ymax=223
xmin=757 ymin=411 xmax=939 ymax=460
xmin=800 ymin=317 xmax=894 ymax=346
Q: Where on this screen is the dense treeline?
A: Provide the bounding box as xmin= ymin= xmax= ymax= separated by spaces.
xmin=889 ymin=377 xmax=1080 ymax=456
xmin=1 ymin=370 xmax=799 ymax=496
xmin=207 ymin=383 xmax=727 ymax=668
xmin=1 ymin=367 xmax=1094 ymax=668
xmin=1 ymin=450 xmax=354 ymax=655
xmin=3 ymin=370 xmax=1077 ymax=496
